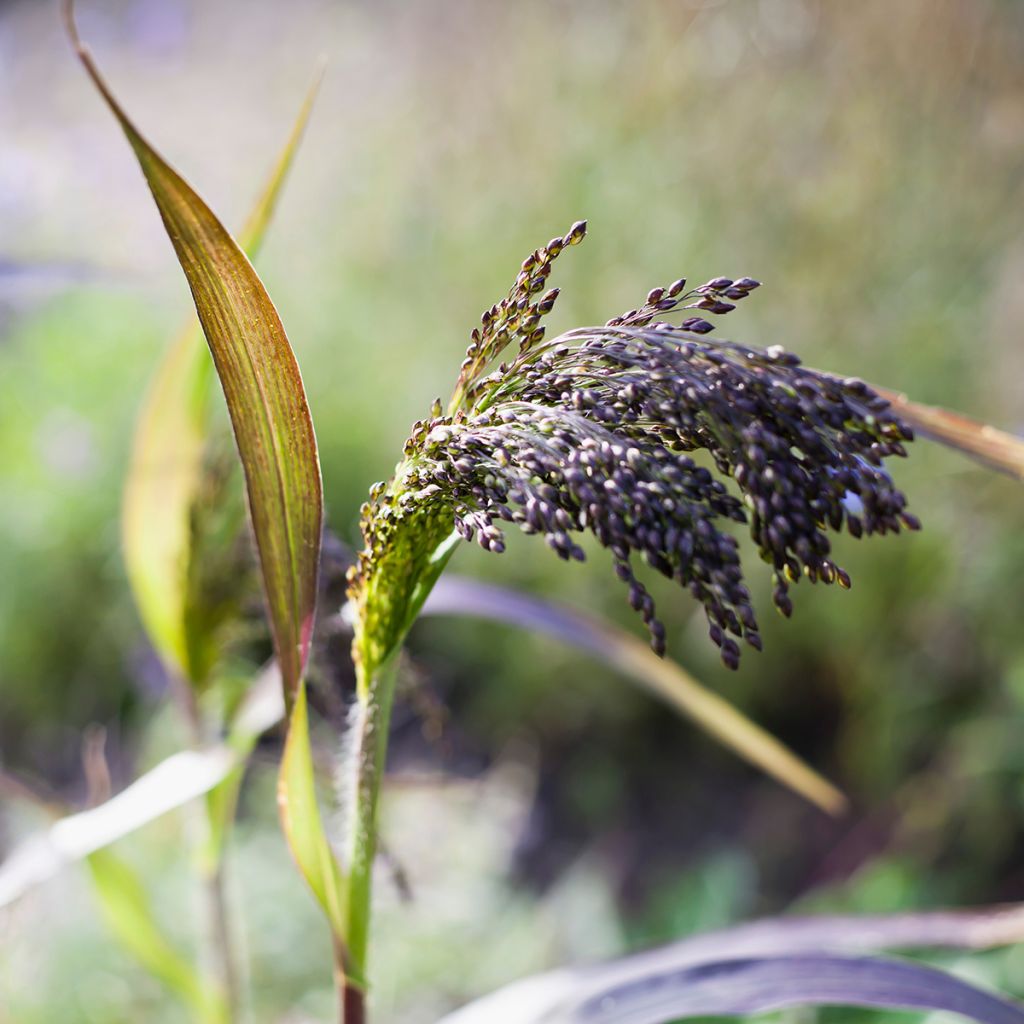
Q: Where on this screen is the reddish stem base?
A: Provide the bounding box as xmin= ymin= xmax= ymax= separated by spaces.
xmin=341 ymin=982 xmax=365 ymax=1024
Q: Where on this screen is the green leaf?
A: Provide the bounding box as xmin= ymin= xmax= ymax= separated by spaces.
xmin=201 ymin=664 xmax=288 ymax=869
xmin=67 ymin=1 xmax=322 ymax=703
xmin=87 ymin=848 xmax=226 ymax=1024
xmin=121 ymin=319 xmax=211 ymax=677
xmin=277 ymin=681 xmax=349 ymax=953
xmin=425 ymin=577 xmax=847 ymax=815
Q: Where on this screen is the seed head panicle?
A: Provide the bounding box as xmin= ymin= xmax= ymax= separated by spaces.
xmin=448 ymin=220 xmax=587 ymax=415
xmin=350 ymin=223 xmax=919 ymax=669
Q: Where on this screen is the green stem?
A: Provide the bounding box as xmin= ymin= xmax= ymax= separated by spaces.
xmin=203 ymin=858 xmax=240 ymax=1022
xmin=334 ymin=527 xmax=459 ymax=1018
xmin=342 ymin=652 xmax=401 ymax=977
xmin=178 ymin=682 xmax=238 ymax=1023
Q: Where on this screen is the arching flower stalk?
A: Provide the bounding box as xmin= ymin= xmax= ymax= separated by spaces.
xmin=341 ymin=221 xmax=919 ymax=999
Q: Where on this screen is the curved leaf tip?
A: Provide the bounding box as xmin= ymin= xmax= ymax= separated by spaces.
xmin=121 ymin=66 xmax=323 ymax=685
xmin=65 ymin=0 xmax=323 ymax=702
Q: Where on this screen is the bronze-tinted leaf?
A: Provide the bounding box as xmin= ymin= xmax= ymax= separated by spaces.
xmin=121 ymin=72 xmax=322 ymax=683
xmin=66 ymin=1 xmax=322 ymax=702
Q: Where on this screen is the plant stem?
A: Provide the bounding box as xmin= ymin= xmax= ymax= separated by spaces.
xmin=205 ymin=859 xmax=240 ymax=1021
xmin=340 ymin=976 xmax=366 ymax=1024
xmin=342 ymin=653 xmax=401 ymax=979
xmin=336 ymin=529 xmax=458 ymax=1018
xmin=179 ymin=685 xmax=239 ymax=1023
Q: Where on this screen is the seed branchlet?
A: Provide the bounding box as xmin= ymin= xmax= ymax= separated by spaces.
xmin=349 ymin=223 xmax=919 ymax=669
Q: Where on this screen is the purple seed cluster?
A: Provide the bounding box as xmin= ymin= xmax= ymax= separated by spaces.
xmin=352 ymin=224 xmax=918 ymax=668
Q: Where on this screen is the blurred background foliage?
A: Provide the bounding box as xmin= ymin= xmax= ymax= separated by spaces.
xmin=2 ymin=0 xmax=1024 ymax=1020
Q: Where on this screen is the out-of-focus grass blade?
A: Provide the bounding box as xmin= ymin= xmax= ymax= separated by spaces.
xmin=121 ymin=68 xmax=321 ymax=681
xmin=0 ymin=747 xmax=234 ymax=907
xmin=875 ymin=386 xmax=1024 ymax=481
xmin=440 ymin=948 xmax=1024 ymax=1024
xmin=202 ymin=663 xmax=286 ymax=869
xmin=87 ymin=848 xmax=227 ymax=1024
xmin=234 ymin=70 xmax=323 ymax=255
xmin=122 ymin=316 xmax=212 ymax=677
xmin=612 ymin=905 xmax=1024 ymax=971
xmin=66 ymin=1 xmax=322 ymax=704
xmin=0 ymin=671 xmax=284 ymax=907
xmin=552 ymin=954 xmax=1024 ymax=1024
xmin=424 ymin=577 xmax=846 ymax=815
xmin=276 ymin=682 xmax=348 ymax=947
xmin=438 ymin=904 xmax=1024 ymax=1024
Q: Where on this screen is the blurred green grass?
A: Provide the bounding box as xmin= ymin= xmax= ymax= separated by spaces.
xmin=2 ymin=0 xmax=1024 ymax=1019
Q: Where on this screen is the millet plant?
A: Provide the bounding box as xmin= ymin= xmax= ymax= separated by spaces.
xmin=37 ymin=3 xmax=1024 ymax=1022
xmin=342 ymin=221 xmax=923 ymax=1006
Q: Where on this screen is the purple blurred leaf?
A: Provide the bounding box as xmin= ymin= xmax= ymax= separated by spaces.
xmin=424 ymin=576 xmax=845 ymax=813
xmin=441 ymin=953 xmax=1024 ymax=1024
xmin=561 ymin=954 xmax=1024 ymax=1024
xmin=439 ymin=904 xmax=1024 ymax=1024
xmin=620 ymin=905 xmax=1024 ymax=969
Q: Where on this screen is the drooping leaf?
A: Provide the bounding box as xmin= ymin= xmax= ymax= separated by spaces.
xmin=87 ymin=848 xmax=226 ymax=1024
xmin=276 ymin=681 xmax=348 ymax=950
xmin=437 ymin=902 xmax=1024 ymax=1023
xmin=66 ymin=0 xmax=322 ymax=703
xmin=0 ymin=747 xmax=234 ymax=908
xmin=0 ymin=671 xmax=284 ymax=907
xmin=609 ymin=904 xmax=1024 ymax=970
xmin=440 ymin=953 xmax=1024 ymax=1024
xmin=874 ymin=386 xmax=1024 ymax=481
xmin=424 ymin=576 xmax=846 ymax=814
xmin=555 ymin=954 xmax=1024 ymax=1024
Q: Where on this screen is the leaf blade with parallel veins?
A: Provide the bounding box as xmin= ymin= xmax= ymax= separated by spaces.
xmin=66 ymin=1 xmax=323 ymax=703
xmin=121 ymin=70 xmax=322 ymax=683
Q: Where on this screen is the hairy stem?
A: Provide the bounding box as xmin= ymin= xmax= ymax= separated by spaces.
xmin=336 ymin=525 xmax=458 ymax=1019
xmin=342 ymin=653 xmax=401 ymax=979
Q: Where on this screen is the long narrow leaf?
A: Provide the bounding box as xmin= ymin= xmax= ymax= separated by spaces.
xmin=438 ymin=904 xmax=1024 ymax=1024
xmin=424 ymin=576 xmax=846 ymax=814
xmin=0 ymin=748 xmax=233 ymax=907
xmin=87 ymin=848 xmax=226 ymax=1023
xmin=276 ymin=682 xmax=347 ymax=945
xmin=66 ymin=0 xmax=322 ymax=703
xmin=121 ymin=71 xmax=322 ymax=680
xmin=556 ymin=954 xmax=1024 ymax=1024
xmin=605 ymin=905 xmax=1024 ymax=975
xmin=874 ymin=386 xmax=1024 ymax=481
xmin=440 ymin=953 xmax=1024 ymax=1024
xmin=0 ymin=669 xmax=283 ymax=907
